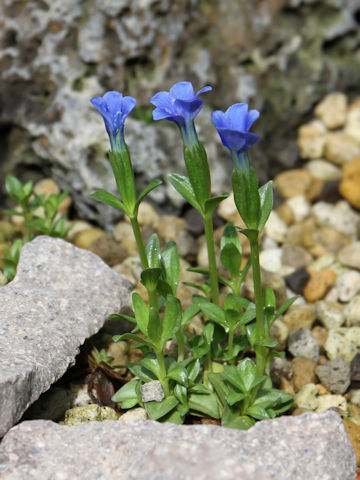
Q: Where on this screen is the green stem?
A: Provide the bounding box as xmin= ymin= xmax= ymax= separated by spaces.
xmin=249 ymin=233 xmax=266 ymax=375
xmin=129 ymin=216 xmax=148 ymax=270
xmin=228 ymin=329 xmax=235 ymax=364
xmin=156 ymin=350 xmax=170 ymax=397
xmin=203 ymin=212 xmax=219 ymax=305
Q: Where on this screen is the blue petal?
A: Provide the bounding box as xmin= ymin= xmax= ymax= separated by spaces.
xmin=196 ymin=85 xmax=212 ymax=95
xmin=225 ymin=103 xmax=249 ymax=131
xmin=121 ymin=96 xmax=137 ymax=117
xmin=216 ymin=128 xmax=259 ymax=154
xmin=170 ymin=81 xmax=196 ymax=100
xmin=150 ymin=91 xmax=172 ymax=109
xmin=245 ymin=109 xmax=260 ymax=130
xmin=174 ymin=98 xmax=203 ymax=121
xmin=211 ymin=110 xmax=227 ymax=129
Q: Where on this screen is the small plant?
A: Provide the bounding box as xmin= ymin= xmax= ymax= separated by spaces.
xmin=2 ymin=175 xmax=72 ymax=281
xmin=90 ymin=83 xmax=296 ymax=428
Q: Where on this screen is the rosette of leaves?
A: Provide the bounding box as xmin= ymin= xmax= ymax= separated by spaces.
xmin=208 ymin=357 xmax=293 ymax=429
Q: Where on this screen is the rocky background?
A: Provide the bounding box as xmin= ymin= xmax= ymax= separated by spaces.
xmin=0 ymin=0 xmax=360 ymax=226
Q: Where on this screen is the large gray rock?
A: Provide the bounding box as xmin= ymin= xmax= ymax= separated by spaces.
xmin=0 ymin=411 xmax=356 ymax=479
xmin=0 ymin=236 xmax=131 ymax=438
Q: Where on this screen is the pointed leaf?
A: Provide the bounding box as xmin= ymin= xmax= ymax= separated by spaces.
xmin=204 ymin=194 xmax=229 ymax=215
xmin=167 ymin=173 xmax=201 ymax=211
xmin=161 ymin=241 xmax=180 ymax=295
xmin=145 ymin=396 xmax=179 ymax=420
xmin=189 ymin=391 xmax=220 ymax=419
xmin=146 ymin=234 xmax=161 ymax=268
xmin=141 ymin=356 xmax=162 ymax=380
xmin=132 ymin=292 xmax=149 ymax=335
xmin=111 ymin=380 xmax=140 ymax=408
xmin=162 ymin=295 xmax=182 ymax=342
xmin=141 ymin=267 xmax=162 ymax=292
xmin=147 ymin=307 xmax=162 ymax=349
xmin=135 ymin=179 xmax=162 ymax=211
xmin=113 ymin=333 xmax=153 ymax=349
xmin=89 ymin=190 xmax=125 ymax=211
xmin=258 ymin=180 xmax=273 ymax=233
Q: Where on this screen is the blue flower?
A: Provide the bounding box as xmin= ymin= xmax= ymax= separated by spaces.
xmin=90 ymin=91 xmax=136 ymax=151
xmin=151 ymin=81 xmax=212 ymax=146
xmin=212 ymin=103 xmax=260 ymax=157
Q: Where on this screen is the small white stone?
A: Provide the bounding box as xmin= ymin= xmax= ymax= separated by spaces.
xmin=270 ymin=318 xmax=289 ymax=350
xmin=314 ymin=92 xmax=347 ymax=130
xmin=141 ymin=381 xmax=164 ymax=403
xmin=325 ymin=327 xmax=360 ymax=361
xmin=304 ymin=159 xmax=342 ymax=182
xmin=315 ymin=301 xmax=345 ymax=329
xmin=316 ymin=394 xmax=347 ymax=413
xmin=312 ymin=201 xmax=359 ymax=236
xmin=259 ymin=248 xmax=283 ymax=273
xmin=336 ymin=270 xmax=360 ymax=302
xmin=286 ymin=195 xmax=310 ymax=223
xmin=344 ymin=296 xmax=360 ymax=327
xmin=345 ymin=107 xmax=360 ymax=142
xmin=294 ymin=383 xmax=319 ymax=410
xmin=348 ymin=389 xmax=360 ymax=406
xmin=324 ymin=287 xmax=339 ymax=302
xmin=119 ymin=408 xmax=148 ymax=423
xmin=264 ymin=211 xmax=287 ymax=243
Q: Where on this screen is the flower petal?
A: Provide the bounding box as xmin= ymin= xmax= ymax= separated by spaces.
xmin=196 ymin=85 xmax=212 ymax=96
xmin=170 ymin=81 xmax=196 ymax=100
xmin=245 ymin=109 xmax=260 ymax=130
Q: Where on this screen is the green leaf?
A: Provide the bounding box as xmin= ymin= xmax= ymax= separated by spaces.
xmin=113 ymin=333 xmax=153 ymax=349
xmin=199 ymin=302 xmax=227 ymax=330
xmin=254 ymin=337 xmax=278 ymax=348
xmin=109 ymin=149 xmax=136 ymax=213
xmin=108 ymin=313 xmax=136 ymax=324
xmin=189 ymin=391 xmax=220 ymax=419
xmin=160 ymin=408 xmax=185 ymax=424
xmin=187 ymin=358 xmax=201 ymax=383
xmin=127 ymin=363 xmax=156 ymax=382
xmin=220 ymin=223 xmax=242 ymax=278
xmin=135 ymin=179 xmax=162 ymax=212
xmin=132 ymin=292 xmax=149 ymax=335
xmin=181 ymin=304 xmax=201 ymax=328
xmin=245 ymin=405 xmax=270 ymax=420
xmin=167 ymin=173 xmax=201 ymax=212
xmin=226 ymin=390 xmax=247 ymax=406
xmin=5 ymin=175 xmax=23 ymax=200
xmin=183 ymin=143 xmax=211 ymax=211
xmin=145 ymin=396 xmax=179 ymax=420
xmin=204 ymin=194 xmax=229 ymax=215
xmin=161 ymin=241 xmax=180 ymax=295
xmin=141 ymin=356 xmax=162 ymax=380
xmin=89 ymin=190 xmax=125 ymax=211
xmin=141 ymin=267 xmax=162 ymax=293
xmin=162 ymin=295 xmax=182 ymax=342
xmin=275 ymin=295 xmax=299 ymax=320
xmin=264 ymin=286 xmax=276 ymax=309
xmin=167 ymin=365 xmax=188 ymax=386
xmin=147 ymin=307 xmax=162 ymax=349
xmin=112 ymin=380 xmax=140 ymax=408
xmin=146 ymin=234 xmax=161 ymax=268
xmin=174 ymin=384 xmax=188 ymax=405
xmin=222 ymin=405 xmax=255 ymax=430
xmin=207 ymin=372 xmax=229 ymax=407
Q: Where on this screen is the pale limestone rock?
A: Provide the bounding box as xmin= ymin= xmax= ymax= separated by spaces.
xmin=314 ymin=92 xmax=347 ymax=129
xmin=324 ymin=133 xmax=360 ymax=165
xmin=315 ymin=301 xmax=345 ymax=329
xmin=344 ymin=296 xmax=360 ymax=327
xmin=264 ymin=210 xmax=288 ymax=243
xmin=119 ymin=408 xmax=148 ymax=423
xmin=304 ymin=159 xmax=342 ymax=181
xmin=316 ymin=394 xmax=347 ymax=413
xmin=336 ymin=270 xmax=360 ymax=302
xmin=294 ymin=383 xmax=319 ymax=410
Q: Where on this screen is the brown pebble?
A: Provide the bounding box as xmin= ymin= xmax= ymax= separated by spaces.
xmin=339 ymin=157 xmax=360 ymax=209
xmin=342 ymin=418 xmax=360 ymax=466
xmin=317 ymin=384 xmax=330 ymax=396
xmin=279 ymin=376 xmax=295 ymax=396
xmin=311 ymin=326 xmax=328 ymax=352
xmin=274 ymin=169 xmax=323 ymax=201
xmin=282 ymin=305 xmax=316 ymax=333
xmin=318 ymin=355 xmax=328 ymax=365
xmin=292 ymin=357 xmax=317 ymax=391
xmin=303 ymin=269 xmax=337 ymax=302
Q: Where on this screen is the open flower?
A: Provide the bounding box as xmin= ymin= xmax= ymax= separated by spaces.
xmin=212 ymin=103 xmax=260 ymax=157
xmin=90 ymin=91 xmax=136 ymax=152
xmin=151 ymin=81 xmax=212 ymax=146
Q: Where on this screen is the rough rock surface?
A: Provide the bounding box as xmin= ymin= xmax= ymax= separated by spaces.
xmin=0 ymin=236 xmax=131 ymax=438
xmin=0 ymin=411 xmax=356 ymax=480
xmin=1 ymin=0 xmax=360 ymax=223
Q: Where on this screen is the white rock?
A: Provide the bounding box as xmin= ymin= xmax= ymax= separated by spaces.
xmin=324 ymin=287 xmax=339 ymax=302
xmin=286 ymin=195 xmax=310 ymax=223
xmin=348 ymin=389 xmax=360 ymax=406
xmin=316 ymin=395 xmax=347 ymax=413
xmin=325 ymin=327 xmax=360 ymax=361
xmin=259 ymin=248 xmax=283 ymax=273
xmin=315 ymin=301 xmax=345 ymax=329
xmin=312 ymin=200 xmax=359 ymax=236
xmin=345 ymin=107 xmax=360 ymax=142
xmin=344 ymin=296 xmax=360 ymax=327
xmin=264 ymin=211 xmax=288 ymax=243
xmin=314 ymin=92 xmax=347 ymax=130
xmin=141 ymin=380 xmax=164 ymax=403
xmin=270 ymin=318 xmax=289 ymax=350
xmin=294 ymin=383 xmax=318 ymax=410
xmin=304 ymin=159 xmax=342 ymax=182
xmin=336 ymin=270 xmax=360 ymax=302
xmin=119 ymin=408 xmax=148 ymax=423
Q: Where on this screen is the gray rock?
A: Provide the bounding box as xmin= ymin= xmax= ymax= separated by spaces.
xmin=315 ymin=357 xmax=351 ymax=394
xmin=0 ymin=412 xmax=356 ymax=479
xmin=288 ymin=328 xmax=320 ymax=361
xmin=141 ymin=381 xmax=165 ymax=403
xmin=0 ymin=236 xmax=131 ymax=437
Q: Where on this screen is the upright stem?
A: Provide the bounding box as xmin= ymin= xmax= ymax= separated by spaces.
xmin=249 ymin=232 xmax=266 ymax=375
xmin=203 ymin=212 xmax=219 ymax=305
xmin=156 ymin=349 xmax=170 ymax=397
xmin=228 ymin=329 xmax=235 ymax=364
xmin=176 ymin=328 xmax=185 ymax=363
xmin=129 ymin=216 xmax=148 ymax=270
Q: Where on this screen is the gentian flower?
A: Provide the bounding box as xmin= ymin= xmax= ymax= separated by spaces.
xmin=212 ymin=103 xmax=260 ymax=170
xmin=151 ymin=81 xmax=212 ymax=147
xmin=90 ymin=91 xmax=136 ymax=152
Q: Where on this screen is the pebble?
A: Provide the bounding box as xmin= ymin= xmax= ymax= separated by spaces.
xmin=259 ymin=248 xmax=283 ymax=273
xmin=314 ymin=92 xmax=347 ymax=130
xmin=106 ymin=341 xmax=128 ymax=375
xmin=351 ymin=353 xmax=360 ymax=382
xmin=286 ymin=195 xmax=310 ymax=223
xmin=316 ymin=394 xmax=347 ymax=413
xmin=61 ymin=404 xmax=119 ymax=426
xmin=274 ymin=169 xmax=323 ymax=201
xmin=113 ymin=222 xmax=139 ymax=256
xmin=270 ymin=319 xmax=289 ymax=350
xmin=294 ymin=383 xmax=318 ymax=410
xmin=217 ymin=193 xmax=243 ymax=225
xmin=126 ymin=201 xmax=159 ymax=227
xmin=303 ymin=269 xmax=337 ymax=303
xmin=315 ymin=301 xmax=345 ymax=329
xmin=282 ymin=244 xmax=313 ymax=269
xmin=339 ymin=156 xmax=360 ymax=209
xmin=338 ymin=242 xmax=360 ymax=269
xmin=292 ymin=357 xmax=317 ymax=391
xmin=275 ymin=203 xmax=295 ymax=226
xmin=119 ymin=408 xmax=148 ymax=423
xmin=311 ymin=326 xmax=328 ymax=352
xmin=345 ymin=296 xmax=360 ymax=326
xmin=348 ymin=389 xmax=360 ymax=406
xmin=288 ymin=328 xmax=319 ymax=362
xmin=89 ymin=235 xmax=128 ymax=267
xmin=304 ymin=159 xmax=342 ymax=182
xmin=284 ymin=268 xmax=310 ymax=295
xmin=345 ymin=106 xmax=360 ymax=142
xmin=312 ymin=200 xmax=359 ymax=236
xmin=325 ymin=327 xmax=360 ymax=361
xmin=297 ymin=121 xmax=327 ymax=159
xmin=270 ymin=357 xmax=293 ymax=388
xmin=315 ymin=357 xmax=351 ymax=394
xmin=342 ymin=419 xmax=360 ymax=466
xmin=73 ymin=228 xmax=108 ymax=250
xmin=336 ymin=270 xmax=360 ymax=302
xmin=324 ymin=133 xmax=360 ymax=165
xmin=281 ymin=305 xmax=316 ymax=333
xmin=141 ymin=381 xmax=164 ymax=403
xmin=264 ymin=211 xmax=287 ymax=243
